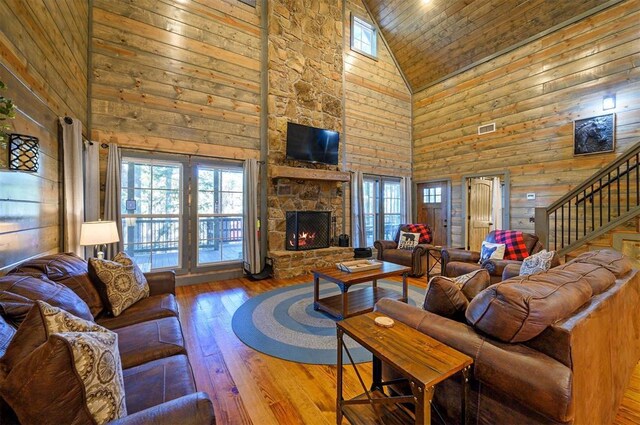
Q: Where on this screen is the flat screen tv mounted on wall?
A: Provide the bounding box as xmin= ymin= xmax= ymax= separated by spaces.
xmin=286 ymin=122 xmax=340 ymax=165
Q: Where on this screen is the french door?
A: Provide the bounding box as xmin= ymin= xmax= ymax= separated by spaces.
xmin=362 ymin=175 xmax=402 ymax=246
xmin=121 ymin=153 xmax=244 ymax=273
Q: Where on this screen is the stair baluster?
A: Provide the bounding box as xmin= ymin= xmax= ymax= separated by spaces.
xmin=535 ymin=141 xmax=640 ymax=257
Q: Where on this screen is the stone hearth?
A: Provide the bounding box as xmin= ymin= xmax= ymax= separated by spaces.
xmin=270 ymin=247 xmax=353 ymax=280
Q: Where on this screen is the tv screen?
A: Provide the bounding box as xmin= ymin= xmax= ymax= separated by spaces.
xmin=286 ymin=122 xmax=340 ymax=165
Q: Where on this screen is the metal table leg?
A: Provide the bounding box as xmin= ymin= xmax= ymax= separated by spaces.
xmin=461 ymin=366 xmax=471 ymax=425
xmin=337 ymin=328 xmax=344 ymax=424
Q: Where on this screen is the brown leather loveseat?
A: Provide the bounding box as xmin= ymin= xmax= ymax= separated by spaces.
xmin=0 ymin=253 xmax=215 ymax=425
xmin=441 ymin=230 xmax=549 ymax=283
xmin=376 ymin=250 xmax=639 ymax=424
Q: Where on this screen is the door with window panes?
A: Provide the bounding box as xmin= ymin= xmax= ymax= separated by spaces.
xmin=417 ymin=182 xmax=448 ymax=246
xmin=363 ymin=176 xmax=402 ymax=247
xmin=121 ymin=155 xmax=244 ymax=273
xmin=121 ymin=159 xmax=183 ymax=271
xmin=195 ymin=166 xmax=244 ymax=266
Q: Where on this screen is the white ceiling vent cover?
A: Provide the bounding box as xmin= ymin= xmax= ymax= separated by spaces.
xmin=478 ymin=123 xmax=496 ymax=135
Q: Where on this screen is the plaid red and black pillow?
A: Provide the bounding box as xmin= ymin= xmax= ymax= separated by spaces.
xmin=494 ymin=230 xmax=529 ymax=261
xmin=401 ymin=224 xmax=432 ymax=245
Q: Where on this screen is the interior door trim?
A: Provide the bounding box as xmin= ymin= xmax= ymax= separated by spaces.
xmin=414 ymin=178 xmax=452 ymax=246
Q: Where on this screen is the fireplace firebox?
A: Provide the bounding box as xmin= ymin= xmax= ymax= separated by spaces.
xmin=286 ymin=211 xmax=331 ymax=251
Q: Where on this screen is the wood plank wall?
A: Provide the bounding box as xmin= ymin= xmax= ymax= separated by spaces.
xmin=344 ymin=0 xmax=412 ymax=234
xmin=345 ymin=0 xmax=411 ymax=176
xmin=412 ymin=1 xmax=640 ymax=248
xmin=0 ymin=0 xmax=89 ymax=271
xmin=90 ymin=0 xmax=262 ymax=160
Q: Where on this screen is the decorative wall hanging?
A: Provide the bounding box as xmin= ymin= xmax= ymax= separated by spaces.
xmin=8 ymin=133 xmax=39 ymax=172
xmin=573 ymin=113 xmax=615 ymax=156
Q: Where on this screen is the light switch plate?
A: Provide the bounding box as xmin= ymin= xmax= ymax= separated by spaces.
xmin=526 ymin=193 xmax=536 ymax=200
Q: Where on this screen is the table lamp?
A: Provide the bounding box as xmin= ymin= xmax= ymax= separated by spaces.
xmin=80 ymin=221 xmax=120 ymax=259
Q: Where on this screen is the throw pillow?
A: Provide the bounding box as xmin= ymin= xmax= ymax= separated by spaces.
xmin=2 ymin=300 xmax=107 ymax=371
xmin=397 ymin=231 xmax=421 ymax=250
xmin=479 ymin=241 xmax=506 ymax=263
xmin=89 ymin=252 xmax=149 ymax=317
xmin=453 ymin=268 xmax=491 ymax=300
xmin=520 ymin=250 xmax=556 ymax=276
xmin=0 ymin=274 xmax=93 ymax=327
xmin=0 ymin=331 xmax=126 ymax=425
xmin=493 ymin=230 xmax=530 ymax=261
xmin=423 ymin=276 xmax=469 ymax=321
xmin=401 ymin=224 xmax=433 ymax=244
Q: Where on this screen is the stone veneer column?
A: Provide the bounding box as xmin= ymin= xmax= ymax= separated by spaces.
xmin=267 ymin=0 xmax=345 ymax=262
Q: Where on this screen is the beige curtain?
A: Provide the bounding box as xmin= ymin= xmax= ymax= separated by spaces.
xmin=243 ymin=159 xmax=261 ymax=274
xmin=60 ymin=117 xmax=84 ymax=257
xmin=351 ymin=171 xmax=366 ymax=247
xmin=401 ymin=176 xmax=412 ymax=223
xmin=83 ymin=140 xmax=101 ymax=258
xmin=104 ymin=143 xmax=123 ymax=259
xmin=491 ymin=177 xmax=503 ymax=231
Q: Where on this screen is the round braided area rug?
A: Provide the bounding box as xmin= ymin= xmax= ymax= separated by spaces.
xmin=231 ymin=280 xmax=425 ymax=364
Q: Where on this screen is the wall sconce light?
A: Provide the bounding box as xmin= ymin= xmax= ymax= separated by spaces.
xmin=603 ymin=94 xmax=616 ymax=110
xmin=8 ymin=134 xmax=39 ymax=172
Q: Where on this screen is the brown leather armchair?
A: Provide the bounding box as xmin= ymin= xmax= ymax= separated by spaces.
xmin=441 ymin=231 xmax=547 ymax=283
xmin=374 ymin=224 xmax=433 ymax=277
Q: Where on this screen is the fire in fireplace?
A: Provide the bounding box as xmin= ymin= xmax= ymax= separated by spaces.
xmin=286 ymin=211 xmax=331 ymax=251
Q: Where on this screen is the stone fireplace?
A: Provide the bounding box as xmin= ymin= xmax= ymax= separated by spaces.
xmin=286 ymin=211 xmax=331 ymax=251
xmin=266 ymin=0 xmax=353 ymax=278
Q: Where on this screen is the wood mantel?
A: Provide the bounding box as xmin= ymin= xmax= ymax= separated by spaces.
xmin=271 ymin=165 xmax=350 ymax=182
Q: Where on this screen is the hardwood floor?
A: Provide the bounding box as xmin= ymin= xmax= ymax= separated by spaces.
xmin=175 ymin=274 xmax=640 ymax=424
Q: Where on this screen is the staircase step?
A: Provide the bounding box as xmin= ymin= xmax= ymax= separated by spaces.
xmin=586 ymin=242 xmax=613 ymax=251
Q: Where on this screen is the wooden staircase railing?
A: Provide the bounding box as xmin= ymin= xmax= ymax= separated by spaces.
xmin=535 ymin=141 xmax=640 ymax=256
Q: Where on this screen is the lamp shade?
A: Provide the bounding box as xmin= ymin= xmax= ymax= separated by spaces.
xmin=79 ymin=221 xmax=120 ymax=246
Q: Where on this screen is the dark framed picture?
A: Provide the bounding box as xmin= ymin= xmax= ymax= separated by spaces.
xmin=573 ymin=113 xmax=615 ymax=156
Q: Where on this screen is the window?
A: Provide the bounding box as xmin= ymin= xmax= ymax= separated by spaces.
xmin=363 ymin=176 xmax=403 ymax=246
xmin=351 ymin=15 xmax=377 ymax=58
xmin=121 ymin=158 xmax=183 ymax=271
xmin=423 ymin=187 xmax=442 ymax=204
xmin=196 ymin=166 xmax=244 ymax=266
xmin=121 ymin=154 xmax=244 ymax=273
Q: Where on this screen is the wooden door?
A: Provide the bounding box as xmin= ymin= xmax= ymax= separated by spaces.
xmin=417 ymin=182 xmax=448 ymax=246
xmin=468 ymin=178 xmax=493 ymax=251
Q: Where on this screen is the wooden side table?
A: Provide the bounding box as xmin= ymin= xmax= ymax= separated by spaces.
xmin=425 ymin=246 xmax=464 ymax=280
xmin=336 ymin=312 xmax=473 ymax=425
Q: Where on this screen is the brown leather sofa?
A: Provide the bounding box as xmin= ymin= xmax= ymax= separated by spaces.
xmin=374 ymin=225 xmax=433 ymax=277
xmin=441 ymin=230 xmax=550 ymax=283
xmin=376 ymin=250 xmax=639 ymax=425
xmin=0 ymin=253 xmax=215 ymax=425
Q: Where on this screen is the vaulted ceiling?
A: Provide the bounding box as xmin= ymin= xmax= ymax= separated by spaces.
xmin=362 ymin=0 xmax=612 ymax=92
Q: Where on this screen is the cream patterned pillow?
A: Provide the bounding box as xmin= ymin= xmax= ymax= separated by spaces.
xmin=59 ymin=331 xmax=127 ymax=424
xmin=520 ymin=250 xmax=556 ymax=275
xmin=39 ymin=300 xmax=106 ymax=333
xmin=89 ymin=252 xmax=149 ymax=317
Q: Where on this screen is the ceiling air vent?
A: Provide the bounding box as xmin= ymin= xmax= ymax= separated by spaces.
xmin=477 ymin=123 xmax=496 ymax=135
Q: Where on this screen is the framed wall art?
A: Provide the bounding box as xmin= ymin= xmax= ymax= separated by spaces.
xmin=573 ymin=113 xmax=615 ymax=156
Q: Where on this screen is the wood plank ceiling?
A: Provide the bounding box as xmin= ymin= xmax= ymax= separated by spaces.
xmin=362 ymin=0 xmax=611 ymax=91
